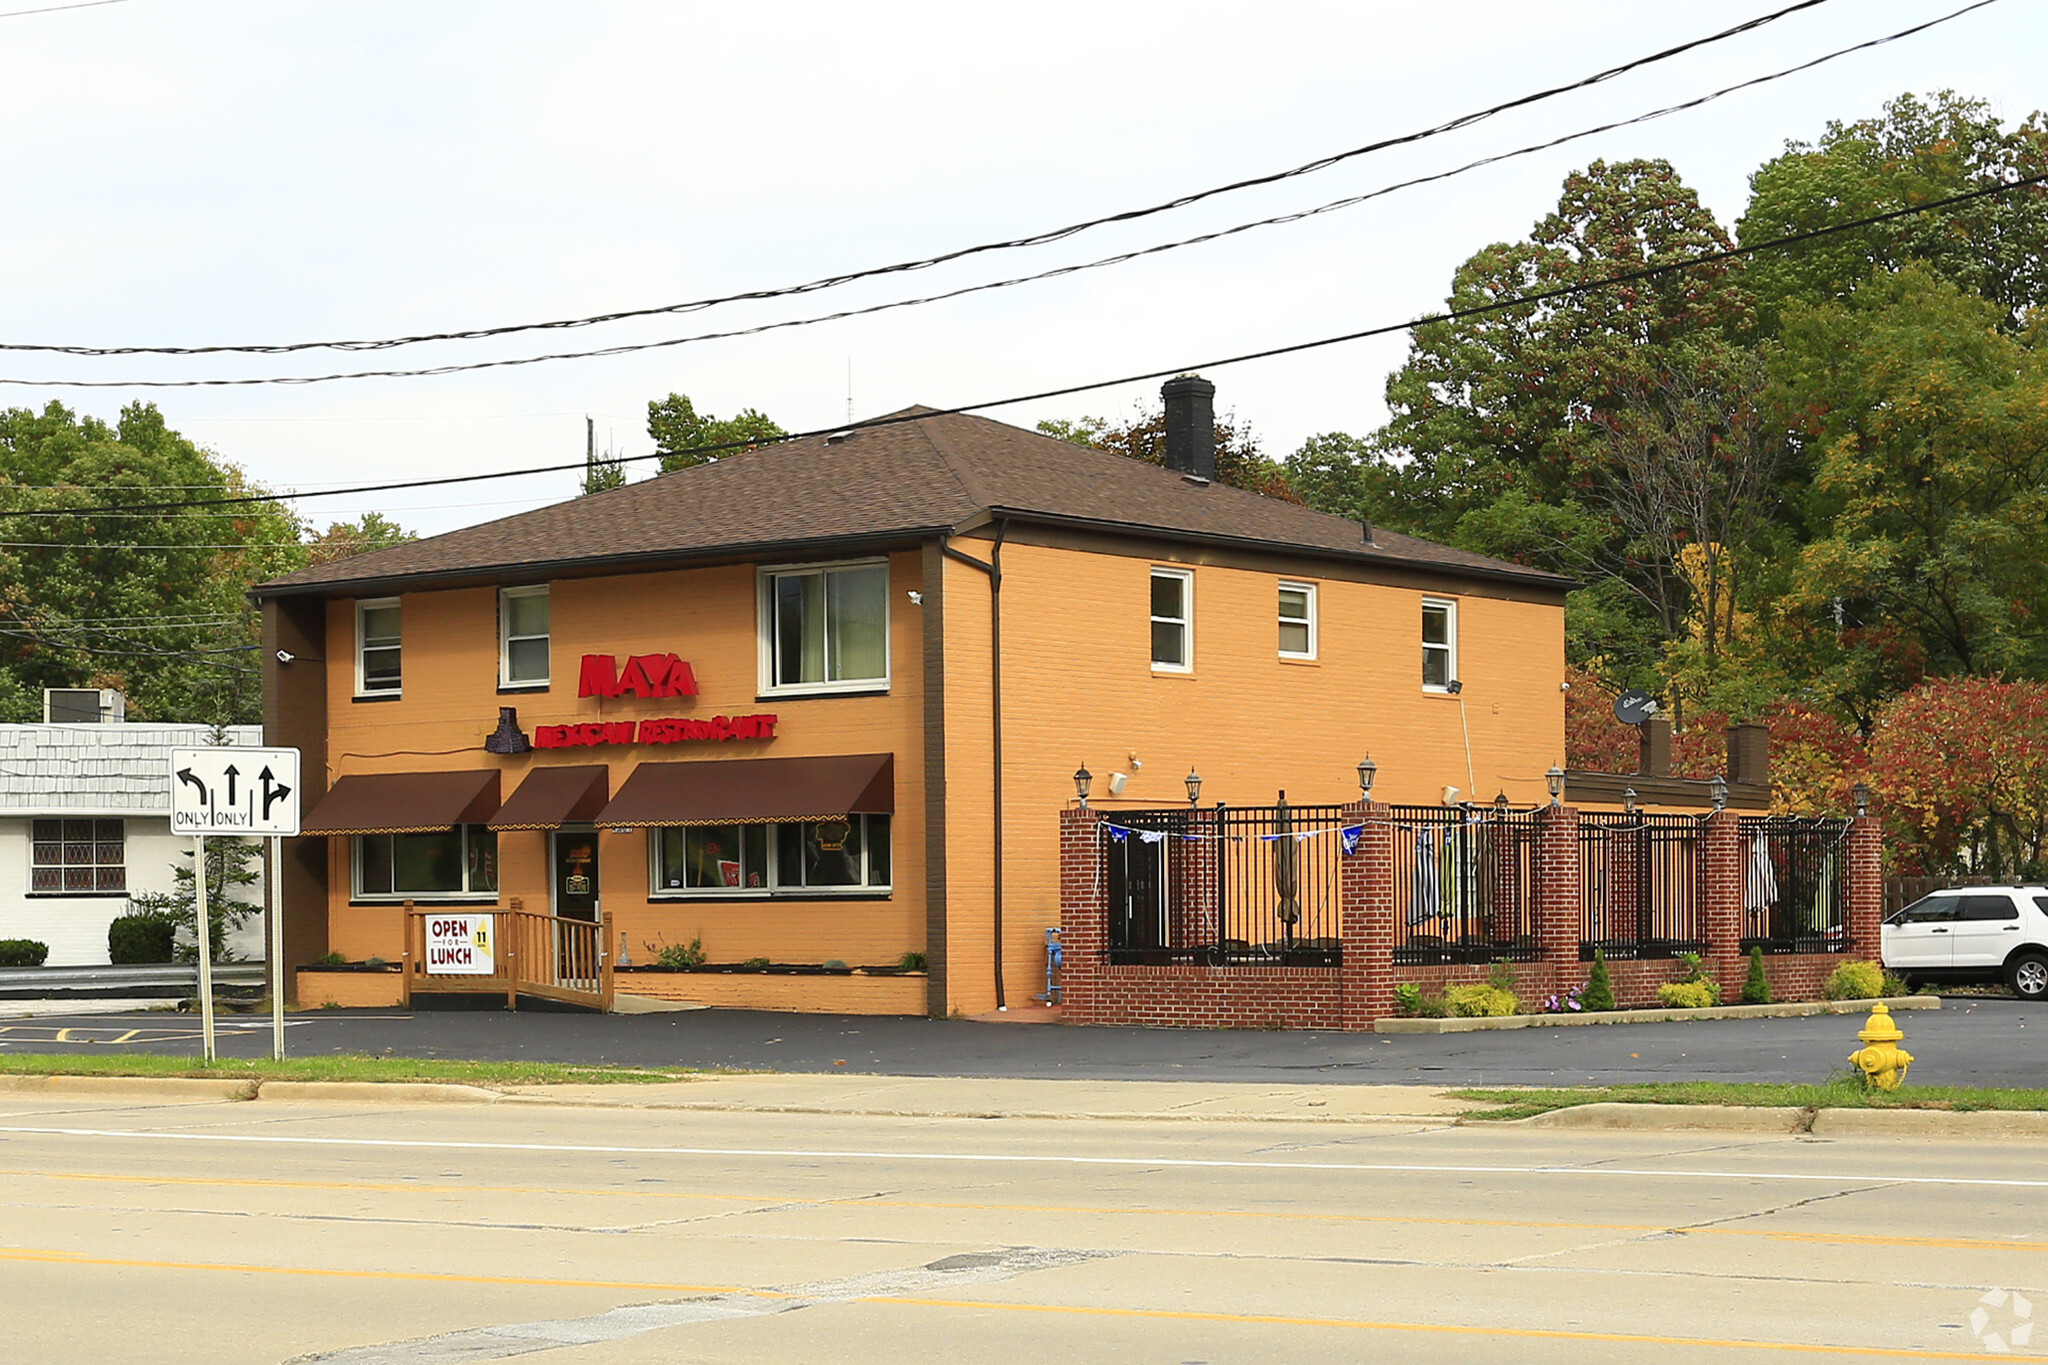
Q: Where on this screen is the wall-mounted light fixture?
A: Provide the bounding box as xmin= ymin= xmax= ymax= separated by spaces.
xmin=1710 ymin=775 xmax=1729 ymax=811
xmin=1185 ymin=768 xmax=1202 ymax=805
xmin=1073 ymin=765 xmax=1092 ymax=807
xmin=1852 ymin=780 xmax=1871 ymax=818
xmin=1546 ymin=765 xmax=1566 ymax=807
xmin=1357 ymin=755 xmax=1376 ymax=800
xmin=1623 ymin=787 xmax=1639 ymax=815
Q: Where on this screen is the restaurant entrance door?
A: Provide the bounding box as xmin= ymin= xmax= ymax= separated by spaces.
xmin=551 ymin=830 xmax=600 ymax=922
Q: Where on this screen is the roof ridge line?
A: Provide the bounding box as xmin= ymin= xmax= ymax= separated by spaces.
xmin=908 ymin=411 xmax=996 ymax=515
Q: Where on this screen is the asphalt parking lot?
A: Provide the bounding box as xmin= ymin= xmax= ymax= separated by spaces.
xmin=0 ymin=994 xmax=2039 ymax=1087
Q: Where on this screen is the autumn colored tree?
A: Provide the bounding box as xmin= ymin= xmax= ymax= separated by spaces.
xmin=1871 ymin=678 xmax=2048 ymax=878
xmin=304 ymin=512 xmax=415 ymax=567
xmin=1037 ymin=407 xmax=1300 ymax=502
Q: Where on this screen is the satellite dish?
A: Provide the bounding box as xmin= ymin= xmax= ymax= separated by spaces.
xmin=1614 ymin=690 xmax=1660 ymax=726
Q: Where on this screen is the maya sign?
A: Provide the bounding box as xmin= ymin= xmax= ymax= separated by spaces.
xmin=579 ymin=653 xmax=697 ymax=699
xmin=424 ymin=914 xmax=495 ymax=975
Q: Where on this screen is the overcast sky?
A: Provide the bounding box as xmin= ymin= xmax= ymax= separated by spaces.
xmin=0 ymin=0 xmax=2039 ymax=536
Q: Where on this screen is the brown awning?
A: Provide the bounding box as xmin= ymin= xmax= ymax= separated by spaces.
xmin=488 ymin=764 xmax=610 ymax=830
xmin=597 ymin=753 xmax=894 ymax=828
xmin=301 ymin=770 xmax=500 ymax=836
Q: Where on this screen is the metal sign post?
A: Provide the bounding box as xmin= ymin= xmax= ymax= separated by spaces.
xmin=266 ymin=835 xmax=284 ymax=1062
xmin=169 ymin=746 xmax=302 ymax=1068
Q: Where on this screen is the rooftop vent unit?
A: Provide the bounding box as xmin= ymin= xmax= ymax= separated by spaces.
xmin=44 ymin=688 xmax=125 ymax=724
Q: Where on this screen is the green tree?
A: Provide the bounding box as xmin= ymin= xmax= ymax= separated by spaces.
xmin=1036 ymin=405 xmax=1301 ymax=501
xmin=1740 ymin=91 xmax=2048 ymax=333
xmin=0 ymin=402 xmax=304 ymax=724
xmin=304 ymin=512 xmax=414 ymax=566
xmin=647 ymin=393 xmax=785 ymax=472
xmin=129 ymin=835 xmax=263 ymax=963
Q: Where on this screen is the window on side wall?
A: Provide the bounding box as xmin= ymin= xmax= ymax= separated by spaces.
xmin=1150 ymin=568 xmax=1192 ymax=672
xmin=761 ymin=560 xmax=890 ymax=694
xmin=1278 ymin=581 xmax=1316 ymax=660
xmin=30 ymin=818 xmax=124 ymax=894
xmin=357 ymin=598 xmax=402 ymax=696
xmin=651 ymin=815 xmax=892 ymax=896
xmin=1422 ymin=597 xmax=1457 ymax=691
xmin=353 ymin=826 xmax=498 ymax=900
xmin=500 ymin=586 xmax=550 ymax=688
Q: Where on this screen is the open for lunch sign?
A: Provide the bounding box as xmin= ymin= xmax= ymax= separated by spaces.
xmin=424 ymin=914 xmax=495 ymax=975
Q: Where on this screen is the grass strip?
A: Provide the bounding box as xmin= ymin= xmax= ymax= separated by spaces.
xmin=0 ymin=1053 xmax=693 ymax=1086
xmin=1451 ymin=1077 xmax=2048 ymax=1120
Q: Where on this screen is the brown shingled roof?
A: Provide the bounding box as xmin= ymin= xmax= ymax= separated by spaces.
xmin=255 ymin=408 xmax=1567 ymax=596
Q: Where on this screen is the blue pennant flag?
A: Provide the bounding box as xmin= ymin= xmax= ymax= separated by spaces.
xmin=1340 ymin=824 xmax=1363 ymax=857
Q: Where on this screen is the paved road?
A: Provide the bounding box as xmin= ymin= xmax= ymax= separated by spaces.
xmin=0 ymin=996 xmax=2039 ymax=1087
xmin=0 ymin=1089 xmax=2039 ymax=1363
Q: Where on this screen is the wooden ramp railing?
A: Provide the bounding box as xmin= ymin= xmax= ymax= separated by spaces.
xmin=401 ymin=906 xmax=614 ymax=1012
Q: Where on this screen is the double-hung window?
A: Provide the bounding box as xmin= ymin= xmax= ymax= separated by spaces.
xmin=762 ymin=560 xmax=890 ymax=693
xmin=500 ymin=586 xmax=550 ymax=688
xmin=30 ymin=818 xmax=124 ymax=894
xmin=652 ymin=814 xmax=892 ymax=896
xmin=357 ymin=598 xmax=402 ymax=696
xmin=1278 ymin=581 xmax=1317 ymax=659
xmin=354 ymin=827 xmax=498 ymax=900
xmin=1422 ymin=598 xmax=1458 ymax=691
xmin=1150 ymin=568 xmax=1192 ymax=672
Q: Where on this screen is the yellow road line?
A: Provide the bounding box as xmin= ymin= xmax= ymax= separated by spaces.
xmin=861 ymin=1297 xmax=2020 ymax=1360
xmin=0 ymin=1248 xmax=2009 ymax=1360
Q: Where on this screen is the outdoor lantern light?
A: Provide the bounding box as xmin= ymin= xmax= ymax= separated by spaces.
xmin=1545 ymin=765 xmax=1565 ymax=806
xmin=1853 ymin=780 xmax=1871 ymax=818
xmin=1073 ymin=765 xmax=1093 ymax=806
xmin=1711 ymin=775 xmax=1729 ymax=811
xmin=1185 ymin=767 xmax=1202 ymax=806
xmin=1623 ymin=787 xmax=1639 ymax=815
xmin=1356 ymin=755 xmax=1377 ymax=799
xmin=1494 ymin=791 xmax=1510 ymax=815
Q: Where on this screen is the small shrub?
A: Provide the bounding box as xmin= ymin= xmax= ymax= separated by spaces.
xmin=1881 ymin=969 xmax=1911 ymax=997
xmin=1444 ymin=983 xmax=1521 ymax=1017
xmin=1394 ymin=982 xmax=1423 ymax=1016
xmin=1487 ymin=959 xmax=1519 ymax=995
xmin=1541 ymin=984 xmax=1585 ymax=1014
xmin=741 ymin=956 xmax=771 ymax=969
xmin=654 ymin=937 xmax=706 ymax=970
xmin=1824 ymin=960 xmax=1887 ymax=1001
xmin=1657 ymin=979 xmax=1720 ymax=1009
xmin=108 ymin=912 xmax=177 ymax=965
xmin=1582 ymin=949 xmax=1617 ymax=1011
xmin=898 ymin=951 xmax=927 ymax=971
xmin=0 ymin=938 xmax=49 ymax=968
xmin=822 ymin=958 xmax=848 ymax=971
xmin=315 ymin=950 xmax=348 ymax=969
xmin=1741 ymin=946 xmax=1772 ymax=1005
xmin=363 ymin=956 xmax=388 ymax=969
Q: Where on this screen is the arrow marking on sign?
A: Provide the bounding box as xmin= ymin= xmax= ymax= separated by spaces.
xmin=176 ymin=768 xmax=210 ymax=808
xmin=222 ymin=764 xmax=239 ymax=807
xmin=259 ymin=767 xmax=291 ymax=820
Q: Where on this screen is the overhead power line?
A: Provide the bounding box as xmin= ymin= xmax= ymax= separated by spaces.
xmin=9 ymin=0 xmax=1986 ymax=393
xmin=0 ymin=0 xmax=1853 ymax=362
xmin=45 ymin=166 xmax=2048 ymax=520
xmin=0 ymin=0 xmax=127 ymax=17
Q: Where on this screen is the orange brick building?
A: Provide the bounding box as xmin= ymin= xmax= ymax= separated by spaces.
xmin=256 ymin=378 xmax=1572 ymax=1015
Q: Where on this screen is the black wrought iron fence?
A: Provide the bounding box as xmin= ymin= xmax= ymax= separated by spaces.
xmin=1579 ymin=812 xmax=1702 ymax=960
xmin=1101 ymin=801 xmax=1346 ymax=966
xmin=1739 ymin=815 xmax=1851 ymax=953
xmin=1389 ymin=805 xmax=1541 ymax=965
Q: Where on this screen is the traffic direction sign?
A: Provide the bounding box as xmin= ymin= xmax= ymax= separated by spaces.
xmin=170 ymin=746 xmax=302 ymax=837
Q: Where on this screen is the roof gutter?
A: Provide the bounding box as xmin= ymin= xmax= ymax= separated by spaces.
xmin=942 ymin=519 xmax=1007 ymax=1012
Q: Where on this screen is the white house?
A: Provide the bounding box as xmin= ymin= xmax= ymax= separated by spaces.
xmin=0 ymin=723 xmax=267 ymax=966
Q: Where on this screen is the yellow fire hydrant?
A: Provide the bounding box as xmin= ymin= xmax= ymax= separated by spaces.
xmin=1848 ymin=1003 xmax=1913 ymax=1091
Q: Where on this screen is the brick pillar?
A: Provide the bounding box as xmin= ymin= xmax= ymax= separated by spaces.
xmin=1533 ymin=804 xmax=1581 ymax=967
xmin=1700 ymin=808 xmax=1746 ymax=993
xmin=1846 ymin=813 xmax=1884 ymax=959
xmin=1340 ymin=799 xmax=1394 ymax=1029
xmin=1058 ymin=807 xmax=1106 ymax=1017
xmin=1178 ymin=807 xmax=1219 ymax=951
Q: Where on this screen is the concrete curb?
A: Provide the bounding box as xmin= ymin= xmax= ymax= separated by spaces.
xmin=256 ymin=1081 xmax=505 ymax=1105
xmin=1516 ymin=1102 xmax=1807 ymax=1132
xmin=1374 ymin=995 xmax=1938 ymax=1034
xmin=0 ymin=1074 xmax=259 ymax=1101
xmin=1809 ymin=1107 xmax=2048 ymax=1139
xmin=491 ymin=1095 xmax=1462 ymax=1125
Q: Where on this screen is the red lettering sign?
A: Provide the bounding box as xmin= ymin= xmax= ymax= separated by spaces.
xmin=532 ymin=714 xmax=777 ymax=749
xmin=577 ymin=653 xmax=698 ymax=700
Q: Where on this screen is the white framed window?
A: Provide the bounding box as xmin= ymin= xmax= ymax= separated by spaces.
xmin=759 ymin=559 xmax=891 ymax=695
xmin=1150 ymin=567 xmax=1193 ymax=672
xmin=1422 ymin=597 xmax=1458 ymax=691
xmin=650 ymin=815 xmax=892 ymax=898
xmin=499 ymin=586 xmax=550 ymax=688
xmin=1278 ymin=581 xmax=1317 ymax=660
xmin=30 ymin=818 xmax=124 ymax=894
xmin=356 ymin=598 xmax=402 ymax=696
xmin=352 ymin=826 xmax=498 ymax=900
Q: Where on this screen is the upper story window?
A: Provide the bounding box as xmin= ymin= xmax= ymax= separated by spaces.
xmin=652 ymin=814 xmax=892 ymax=897
xmin=500 ymin=586 xmax=550 ymax=688
xmin=1278 ymin=581 xmax=1317 ymax=660
xmin=30 ymin=818 xmax=124 ymax=894
xmin=357 ymin=598 xmax=402 ymax=696
xmin=354 ymin=826 xmax=498 ymax=901
xmin=761 ymin=560 xmax=889 ymax=694
xmin=1422 ymin=597 xmax=1457 ymax=691
xmin=1150 ymin=568 xmax=1192 ymax=672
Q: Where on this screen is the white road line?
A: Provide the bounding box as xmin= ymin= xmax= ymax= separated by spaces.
xmin=0 ymin=1124 xmax=2042 ymax=1188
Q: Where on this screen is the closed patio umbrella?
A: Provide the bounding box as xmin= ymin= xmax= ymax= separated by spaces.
xmin=1273 ymin=795 xmax=1300 ymax=942
xmin=1410 ymin=826 xmax=1441 ymax=926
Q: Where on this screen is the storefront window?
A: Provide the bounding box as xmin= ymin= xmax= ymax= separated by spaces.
xmin=653 ymin=815 xmax=891 ymax=896
xmin=763 ymin=561 xmax=888 ymax=691
xmin=355 ymin=826 xmax=497 ymax=899
xmin=30 ymin=818 xmax=124 ymax=894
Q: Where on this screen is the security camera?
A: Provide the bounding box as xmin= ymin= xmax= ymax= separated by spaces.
xmin=1560 ymin=680 xmax=1572 ymax=692
xmin=906 ymin=591 xmax=924 ymax=605
xmin=1446 ymin=678 xmax=1463 ymax=694
xmin=275 ymin=650 xmax=296 ymax=665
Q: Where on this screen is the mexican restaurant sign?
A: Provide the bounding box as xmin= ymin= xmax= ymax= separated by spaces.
xmin=534 ymin=714 xmax=778 ymax=749
xmin=579 ymin=653 xmax=697 ymax=699
xmin=424 ymin=914 xmax=494 ymax=975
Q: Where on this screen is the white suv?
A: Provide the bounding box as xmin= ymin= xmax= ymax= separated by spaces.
xmin=1883 ymin=887 xmax=2048 ymax=999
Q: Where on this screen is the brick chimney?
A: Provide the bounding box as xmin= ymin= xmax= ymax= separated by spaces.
xmin=1161 ymin=374 xmax=1216 ymax=481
